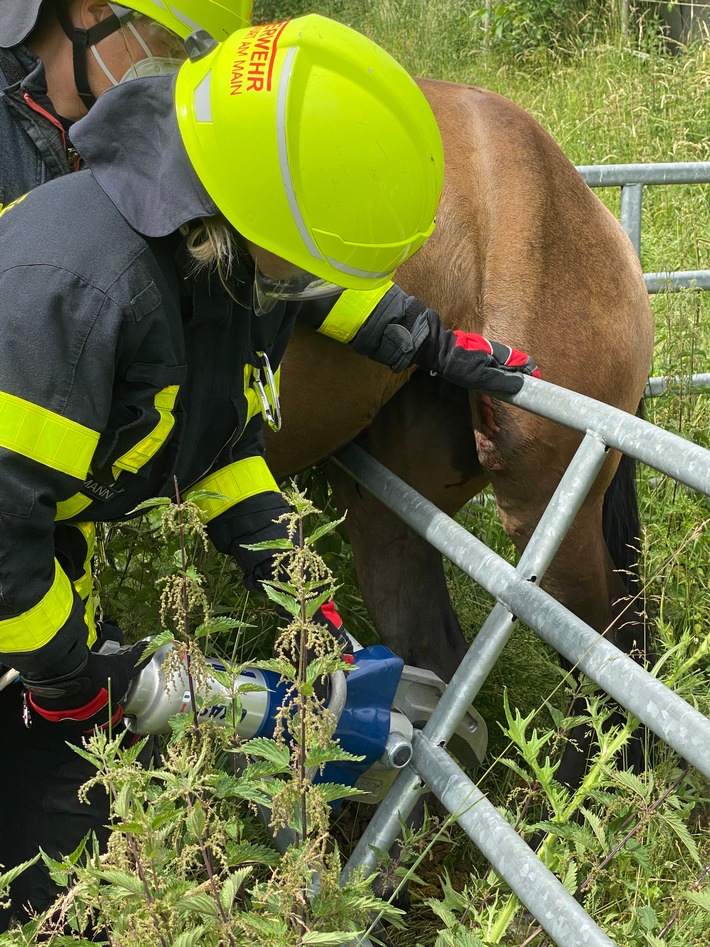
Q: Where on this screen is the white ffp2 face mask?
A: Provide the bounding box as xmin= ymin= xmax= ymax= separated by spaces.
xmin=91 ymin=19 xmax=184 ymax=86
xmin=117 ymin=55 xmax=184 ymax=82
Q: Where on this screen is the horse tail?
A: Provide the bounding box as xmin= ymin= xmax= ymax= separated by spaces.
xmin=601 ymin=399 xmax=644 ymax=594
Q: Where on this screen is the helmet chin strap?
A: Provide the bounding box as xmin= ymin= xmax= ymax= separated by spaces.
xmin=56 ymin=1 xmax=123 ymax=108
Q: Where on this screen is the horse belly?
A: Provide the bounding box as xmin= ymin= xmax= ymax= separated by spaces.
xmin=264 ymin=323 xmax=412 ymax=481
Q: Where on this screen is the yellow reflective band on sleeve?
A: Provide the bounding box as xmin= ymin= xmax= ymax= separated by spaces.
xmin=0 ymin=193 xmax=27 ymax=218
xmin=0 ymin=391 xmax=100 ymax=478
xmin=71 ymin=522 xmax=95 ymax=604
xmin=317 ymin=282 xmax=394 ymax=344
xmin=72 ymin=522 xmax=98 ymax=649
xmin=111 ymin=385 xmax=179 ymax=477
xmin=0 ymin=560 xmax=75 ymax=652
xmin=55 ymin=493 xmax=93 ymax=521
xmin=244 ymin=364 xmax=261 ymax=427
xmin=191 ymin=456 xmax=279 ymax=523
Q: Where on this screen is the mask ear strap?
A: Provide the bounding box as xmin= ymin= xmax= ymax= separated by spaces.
xmin=56 ymin=1 xmax=123 ymax=108
xmin=125 ymin=20 xmax=154 ymax=61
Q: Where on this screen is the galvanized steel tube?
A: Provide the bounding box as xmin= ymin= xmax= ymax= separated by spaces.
xmin=413 ymin=737 xmax=616 ymax=947
xmin=507 ymin=375 xmax=710 ymax=495
xmin=577 ymin=162 xmax=710 ymax=186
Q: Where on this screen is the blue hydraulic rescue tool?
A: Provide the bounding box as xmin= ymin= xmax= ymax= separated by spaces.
xmin=121 ymin=639 xmax=488 ymax=802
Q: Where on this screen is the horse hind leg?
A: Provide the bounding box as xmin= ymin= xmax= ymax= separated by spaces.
xmin=329 ymin=371 xmax=488 ymax=682
xmin=478 ymin=401 xmax=648 ymax=791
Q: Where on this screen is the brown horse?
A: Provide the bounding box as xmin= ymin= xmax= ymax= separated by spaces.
xmin=264 ymin=78 xmax=654 ymax=785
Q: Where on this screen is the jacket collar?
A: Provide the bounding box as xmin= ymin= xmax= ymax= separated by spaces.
xmin=0 ymin=45 xmax=55 ymax=114
xmin=69 ymin=74 xmax=219 ymax=238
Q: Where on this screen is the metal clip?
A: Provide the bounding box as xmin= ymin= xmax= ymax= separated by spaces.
xmin=22 ymin=689 xmax=32 ymax=729
xmin=254 ymin=351 xmax=282 ymax=432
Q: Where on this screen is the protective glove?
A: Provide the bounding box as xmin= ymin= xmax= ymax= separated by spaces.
xmin=314 ymin=601 xmax=355 ymax=665
xmin=21 ymin=642 xmax=148 ymax=733
xmin=416 ymin=317 xmax=541 ymax=395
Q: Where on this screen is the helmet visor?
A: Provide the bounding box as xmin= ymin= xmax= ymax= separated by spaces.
xmin=253 ymin=266 xmax=343 ymax=316
xmin=108 ymin=3 xmax=186 ymax=62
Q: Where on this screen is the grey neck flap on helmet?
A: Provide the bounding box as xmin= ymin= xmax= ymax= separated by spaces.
xmin=70 ymin=74 xmax=219 ymax=238
xmin=0 ymin=1 xmax=45 ymax=48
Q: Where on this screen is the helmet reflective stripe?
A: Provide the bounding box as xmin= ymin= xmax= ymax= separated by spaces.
xmin=193 ymin=73 xmax=213 ymax=122
xmin=107 ymin=4 xmax=136 ymax=21
xmin=275 ymin=47 xmax=323 ymax=268
xmin=165 ymin=5 xmax=202 ymax=34
xmin=275 ymin=47 xmax=393 ymax=281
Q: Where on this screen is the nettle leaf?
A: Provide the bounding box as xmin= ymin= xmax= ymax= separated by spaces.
xmin=0 ymin=854 xmax=40 ymax=888
xmin=238 ymin=759 xmax=290 ymax=780
xmin=127 ymin=496 xmax=171 ymax=514
xmin=304 ymin=515 xmax=347 ymax=547
xmin=305 ymin=590 xmax=337 ymax=619
xmin=220 ymin=867 xmax=253 ymax=911
xmin=306 ymin=745 xmax=365 ymax=767
xmin=240 ymin=538 xmax=294 ymax=551
xmin=636 ymin=904 xmax=658 ymax=931
xmin=613 ymin=767 xmax=652 ymax=800
xmin=662 ymin=809 xmax=702 ymax=864
xmin=138 ymin=629 xmax=176 ymax=660
xmin=579 ymin=805 xmax=607 ymax=847
xmin=240 ymin=737 xmax=291 ymax=768
xmin=194 ymin=616 xmax=253 ymax=638
xmin=225 ymin=783 xmax=276 ymax=807
xmin=624 ymin=838 xmax=651 ymax=872
xmin=169 ymin=711 xmax=194 ymax=741
xmin=174 ymin=890 xmax=220 ymax=916
xmin=301 ymin=931 xmax=363 ymax=945
xmin=560 ymin=860 xmax=578 ymax=894
xmin=183 ymin=565 xmax=203 ymax=585
xmin=685 ymin=888 xmax=710 ymax=912
xmin=184 ymin=488 xmax=225 ymax=503
xmin=117 ymin=820 xmax=147 ymax=836
xmin=172 ymin=927 xmax=208 ymax=947
xmin=236 ymin=681 xmax=272 ymax=695
xmin=227 ymin=841 xmax=281 ymax=867
xmin=251 ymin=657 xmax=290 ymax=675
xmin=310 ymin=782 xmax=364 ymax=804
xmin=97 ymin=870 xmax=146 ymax=897
xmin=262 ymin=584 xmax=300 ymax=615
xmin=186 ymin=801 xmax=206 ymax=840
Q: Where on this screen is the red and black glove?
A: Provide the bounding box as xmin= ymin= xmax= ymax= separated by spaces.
xmin=343 ymin=286 xmax=540 ymax=391
xmin=21 ymin=642 xmax=148 ymax=734
xmin=417 ymin=318 xmax=541 ymax=395
xmin=314 ymin=601 xmax=355 ymax=665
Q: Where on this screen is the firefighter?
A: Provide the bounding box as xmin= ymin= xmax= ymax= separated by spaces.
xmin=0 ymin=0 xmax=252 ymax=929
xmin=0 ymin=14 xmax=539 ymax=929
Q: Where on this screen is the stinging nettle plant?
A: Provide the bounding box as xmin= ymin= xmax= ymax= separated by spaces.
xmin=3 ymin=484 xmax=402 ymax=946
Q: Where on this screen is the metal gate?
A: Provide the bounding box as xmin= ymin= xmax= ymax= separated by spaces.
xmin=578 ymin=160 xmax=710 ymax=397
xmin=335 ymin=163 xmax=710 ymax=946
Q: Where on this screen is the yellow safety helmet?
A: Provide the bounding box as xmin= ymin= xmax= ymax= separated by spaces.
xmin=175 ymin=15 xmax=444 ymax=291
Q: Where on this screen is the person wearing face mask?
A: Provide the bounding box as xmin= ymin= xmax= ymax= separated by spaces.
xmin=0 ymin=0 xmax=253 ymax=931
xmin=0 ymin=1 xmax=252 ymax=206
xmin=0 ymin=15 xmax=540 ymax=930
